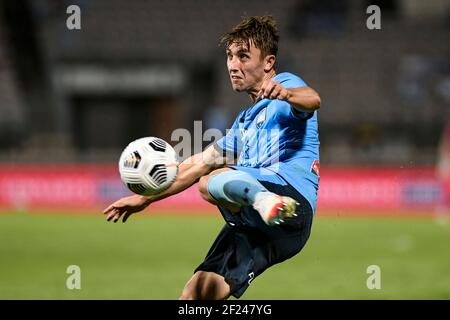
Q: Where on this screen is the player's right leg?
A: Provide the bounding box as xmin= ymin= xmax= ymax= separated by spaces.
xmin=179 ymin=271 xmax=231 ymax=300
xmin=204 ymin=169 xmax=298 ymax=226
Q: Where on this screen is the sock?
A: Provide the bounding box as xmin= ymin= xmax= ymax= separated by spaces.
xmin=207 ymin=170 xmax=270 ymax=206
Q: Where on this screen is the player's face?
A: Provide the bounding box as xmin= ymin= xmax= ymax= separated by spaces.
xmin=226 ymin=41 xmax=268 ymax=95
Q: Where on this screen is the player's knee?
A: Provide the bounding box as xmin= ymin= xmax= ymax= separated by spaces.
xmin=180 ymin=271 xmax=230 ymax=300
xmin=179 ymin=271 xmax=206 ymax=300
xmin=179 ymin=288 xmax=195 ymax=300
xmin=198 ymin=176 xmax=214 ymax=203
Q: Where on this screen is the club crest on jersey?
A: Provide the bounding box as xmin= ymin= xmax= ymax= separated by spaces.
xmin=310 ymin=160 xmax=320 ymax=177
xmin=255 ymin=108 xmax=266 ymax=128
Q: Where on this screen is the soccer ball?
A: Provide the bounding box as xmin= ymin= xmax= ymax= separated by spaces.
xmin=119 ymin=137 xmax=178 ymax=196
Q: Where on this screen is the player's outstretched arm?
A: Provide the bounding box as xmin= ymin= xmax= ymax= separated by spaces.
xmin=103 ymin=145 xmax=225 ymax=223
xmin=258 ymin=79 xmax=321 ymax=112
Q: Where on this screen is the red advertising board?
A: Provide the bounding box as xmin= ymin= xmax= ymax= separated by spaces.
xmin=0 ymin=164 xmax=443 ymax=214
xmin=317 ymin=167 xmax=440 ymax=210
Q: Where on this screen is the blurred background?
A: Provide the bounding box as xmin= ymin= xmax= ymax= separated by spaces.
xmin=0 ymin=0 xmax=449 ymax=299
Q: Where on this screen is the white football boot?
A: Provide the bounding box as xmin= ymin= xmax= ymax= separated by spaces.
xmin=253 ymin=192 xmax=298 ymax=226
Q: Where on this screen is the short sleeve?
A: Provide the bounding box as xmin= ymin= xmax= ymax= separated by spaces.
xmin=271 ymin=99 xmax=314 ymax=121
xmin=276 ymin=73 xmax=312 ymax=120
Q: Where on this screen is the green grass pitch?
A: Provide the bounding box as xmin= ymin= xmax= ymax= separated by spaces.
xmin=0 ymin=211 xmax=449 ymax=299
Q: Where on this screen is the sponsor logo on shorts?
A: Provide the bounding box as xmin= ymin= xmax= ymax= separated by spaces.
xmin=248 ymin=272 xmax=255 ymax=284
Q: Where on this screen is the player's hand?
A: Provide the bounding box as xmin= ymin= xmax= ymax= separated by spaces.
xmin=103 ymin=195 xmax=151 ymax=223
xmin=258 ymin=79 xmax=290 ymax=101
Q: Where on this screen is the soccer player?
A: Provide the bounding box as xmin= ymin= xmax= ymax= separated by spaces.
xmin=103 ymin=16 xmax=321 ymax=300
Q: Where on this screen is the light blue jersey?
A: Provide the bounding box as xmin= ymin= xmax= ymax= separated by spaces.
xmin=215 ymin=72 xmax=320 ymax=212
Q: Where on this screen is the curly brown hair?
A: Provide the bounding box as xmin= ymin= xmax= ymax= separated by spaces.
xmin=220 ymin=15 xmax=280 ymax=59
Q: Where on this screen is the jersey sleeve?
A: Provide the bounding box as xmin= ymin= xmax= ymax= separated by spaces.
xmin=271 ymin=97 xmax=314 ymax=121
xmin=214 ymin=112 xmax=244 ymax=158
xmin=277 ymin=73 xmax=313 ymax=120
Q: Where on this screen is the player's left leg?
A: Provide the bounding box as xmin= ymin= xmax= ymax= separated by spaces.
xmin=179 ymin=271 xmax=231 ymax=300
xmin=202 ymin=169 xmax=298 ymax=225
xmin=198 ymin=167 xmax=241 ymax=212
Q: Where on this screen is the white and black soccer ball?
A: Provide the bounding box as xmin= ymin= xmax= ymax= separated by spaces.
xmin=119 ymin=137 xmax=178 ymax=196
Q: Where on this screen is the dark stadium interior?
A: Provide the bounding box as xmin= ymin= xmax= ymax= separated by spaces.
xmin=0 ymin=0 xmax=449 ymax=165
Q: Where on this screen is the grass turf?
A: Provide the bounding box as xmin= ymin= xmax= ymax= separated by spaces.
xmin=0 ymin=211 xmax=449 ymax=299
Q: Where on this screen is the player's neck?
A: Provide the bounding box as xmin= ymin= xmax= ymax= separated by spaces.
xmin=249 ymin=70 xmax=277 ymax=102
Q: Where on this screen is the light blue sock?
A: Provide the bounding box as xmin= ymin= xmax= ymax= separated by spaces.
xmin=207 ymin=170 xmax=270 ymax=206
